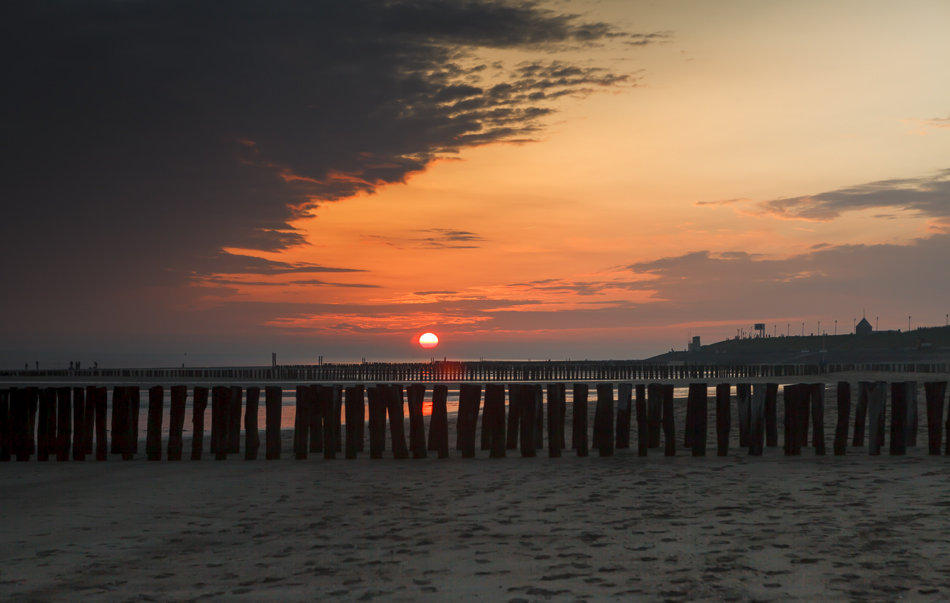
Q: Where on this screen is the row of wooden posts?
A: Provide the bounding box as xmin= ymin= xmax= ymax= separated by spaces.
xmin=0 ymin=381 xmax=948 ymax=462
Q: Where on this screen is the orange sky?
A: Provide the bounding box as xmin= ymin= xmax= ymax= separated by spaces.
xmin=186 ymin=0 xmax=950 ymax=361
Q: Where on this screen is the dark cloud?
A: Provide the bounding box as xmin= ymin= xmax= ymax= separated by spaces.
xmin=415 ymin=228 xmax=486 ymax=248
xmin=0 ymin=0 xmax=634 ymax=318
xmin=748 ymin=169 xmax=950 ymax=222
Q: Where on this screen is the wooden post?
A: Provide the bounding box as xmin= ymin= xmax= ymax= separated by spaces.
xmin=594 ymin=383 xmax=614 ymax=457
xmin=83 ymin=385 xmax=96 ymax=457
xmin=130 ymin=387 xmax=140 ymax=455
xmin=458 ymin=384 xmax=482 ymax=458
xmin=95 ymin=387 xmax=107 ymax=461
xmin=507 ymin=384 xmax=522 ymax=450
xmin=213 ymin=386 xmax=232 ymax=460
xmin=687 ymin=383 xmax=708 ymax=456
xmin=573 ymin=383 xmax=588 ymax=457
xmin=924 ymin=381 xmax=946 ymax=455
xmin=662 ymin=384 xmax=675 ymax=456
xmin=765 ymin=383 xmax=779 ymax=447
xmin=0 ymin=389 xmax=9 ymax=462
xmin=264 ymin=386 xmax=281 ymax=460
xmin=616 ymin=383 xmax=632 ymax=449
xmin=27 ymin=387 xmax=38 ymax=457
xmin=798 ymin=383 xmax=810 ymax=447
xmin=480 ymin=382 xmax=493 ymax=451
xmin=533 ymin=384 xmax=544 ymax=450
xmin=406 ymin=384 xmax=427 ymax=459
xmin=322 ymin=386 xmax=338 ymax=460
xmin=647 ymin=383 xmax=661 ymax=448
xmin=109 ymin=387 xmax=127 ymax=459
xmin=71 ymin=387 xmax=85 ymax=461
xmin=55 ymin=387 xmax=70 ymax=461
xmin=387 ymin=385 xmax=409 ymax=460
xmin=191 ymin=386 xmax=209 ymax=461
xmin=853 ymin=381 xmax=870 ymax=446
xmin=228 ymin=386 xmax=243 ymax=454
xmin=308 ymin=384 xmax=324 ymax=453
xmin=344 ymin=386 xmax=361 ymax=459
xmin=902 ymin=381 xmax=918 ymax=447
xmin=889 ymin=381 xmax=907 ymax=455
xmin=430 ymin=384 xmax=449 ymax=458
xmin=146 ymin=385 xmax=163 ymax=461
xmin=715 ymin=383 xmax=730 ymax=456
xmin=736 ymin=383 xmax=751 ymax=447
xmin=783 ymin=385 xmax=801 ymax=456
xmin=749 ymin=384 xmax=764 ymax=456
xmin=356 ymin=384 xmax=366 ymax=452
xmin=519 ymin=384 xmax=536 ymax=457
xmin=294 ymin=385 xmax=310 ymax=460
xmin=810 ymin=383 xmax=826 ymax=455
xmin=10 ymin=389 xmax=30 ymax=461
xmin=245 ymin=386 xmax=261 ymax=460
xmin=485 ymin=383 xmax=507 ymax=458
xmin=167 ymin=385 xmax=187 ymax=461
xmin=833 ymin=382 xmax=851 ymax=456
xmin=636 ymin=384 xmax=648 ymax=457
xmin=367 ymin=386 xmax=386 ymax=459
xmin=867 ymin=381 xmax=886 ymax=456
xmin=546 ymin=383 xmax=563 ymax=458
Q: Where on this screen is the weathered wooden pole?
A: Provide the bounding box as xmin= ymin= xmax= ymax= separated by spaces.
xmin=480 ymin=383 xmax=493 ymax=451
xmin=54 ymin=387 xmax=70 ymax=461
xmin=749 ymin=384 xmax=765 ymax=456
xmin=594 ymin=383 xmax=615 ymax=457
xmin=244 ymin=386 xmax=260 ymax=460
xmin=344 ymin=386 xmax=360 ymax=459
xmin=367 ymin=386 xmax=387 ymax=459
xmin=507 ymin=384 xmax=522 ymax=450
xmin=853 ymin=381 xmax=870 ymax=446
xmin=0 ymin=389 xmax=9 ymax=462
xmin=322 ymin=385 xmax=338 ymax=460
xmin=889 ymin=381 xmax=907 ymax=455
xmin=519 ymin=384 xmax=537 ymax=457
xmin=430 ymin=384 xmax=449 ymax=458
xmin=406 ymin=384 xmax=427 ymax=459
xmin=636 ymin=384 xmax=648 ymax=457
xmin=146 ymin=385 xmax=164 ymax=461
xmin=167 ymin=385 xmax=186 ymax=461
xmin=662 ymin=384 xmax=675 ymax=457
xmin=109 ymin=387 xmax=128 ymax=459
xmin=309 ymin=384 xmax=324 ymax=453
xmin=71 ymin=387 xmax=85 ymax=461
xmin=573 ymin=383 xmax=588 ymax=457
xmin=533 ymin=384 xmax=544 ymax=450
xmin=866 ymin=381 xmax=887 ymax=456
xmin=647 ymin=383 xmax=662 ymax=448
xmin=546 ymin=383 xmax=563 ymax=458
xmin=83 ymin=385 xmax=96 ymax=457
xmin=715 ymin=383 xmax=730 ymax=456
xmin=94 ymin=387 xmax=107 ymax=461
xmin=387 ymin=384 xmax=410 ymax=460
xmin=783 ymin=385 xmax=801 ymax=456
xmin=129 ymin=387 xmax=141 ymax=455
xmin=228 ymin=386 xmax=243 ymax=454
xmin=833 ymin=382 xmax=851 ymax=456
xmin=736 ymin=383 xmax=751 ymax=447
xmin=27 ymin=387 xmax=38 ymax=457
xmin=458 ymin=383 xmax=482 ymax=458
xmin=810 ymin=383 xmax=826 ymax=455
xmin=485 ymin=383 xmax=507 ymax=458
xmin=191 ymin=386 xmax=209 ymax=461
xmin=214 ymin=386 xmax=232 ymax=460
xmin=765 ymin=383 xmax=778 ymax=447
xmin=10 ymin=389 xmax=30 ymax=461
xmin=264 ymin=386 xmax=281 ymax=460
xmin=686 ymin=383 xmax=708 ymax=457
xmin=355 ymin=384 xmax=366 ymax=452
xmin=797 ymin=383 xmax=810 ymax=447
xmin=924 ymin=381 xmax=946 ymax=455
xmin=293 ymin=385 xmax=310 ymax=460
xmin=902 ymin=381 xmax=918 ymax=447
xmin=616 ymin=383 xmax=632 ymax=449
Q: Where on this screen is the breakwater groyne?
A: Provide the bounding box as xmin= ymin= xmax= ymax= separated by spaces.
xmin=2 ymin=359 xmax=948 ymax=382
xmin=0 ymin=380 xmax=948 ymax=462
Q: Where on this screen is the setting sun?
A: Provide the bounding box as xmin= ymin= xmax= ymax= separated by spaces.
xmin=419 ymin=332 xmax=439 ymax=349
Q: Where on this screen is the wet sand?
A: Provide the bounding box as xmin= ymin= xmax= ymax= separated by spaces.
xmin=2 ymin=372 xmax=949 ymax=602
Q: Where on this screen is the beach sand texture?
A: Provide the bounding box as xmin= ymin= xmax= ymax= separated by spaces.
xmin=2 ymin=374 xmax=949 ymax=602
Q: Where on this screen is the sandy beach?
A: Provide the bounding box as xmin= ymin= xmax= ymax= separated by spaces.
xmin=2 ymin=372 xmax=949 ymax=602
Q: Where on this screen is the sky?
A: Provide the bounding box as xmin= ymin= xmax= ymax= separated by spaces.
xmin=2 ymin=0 xmax=949 ymax=367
